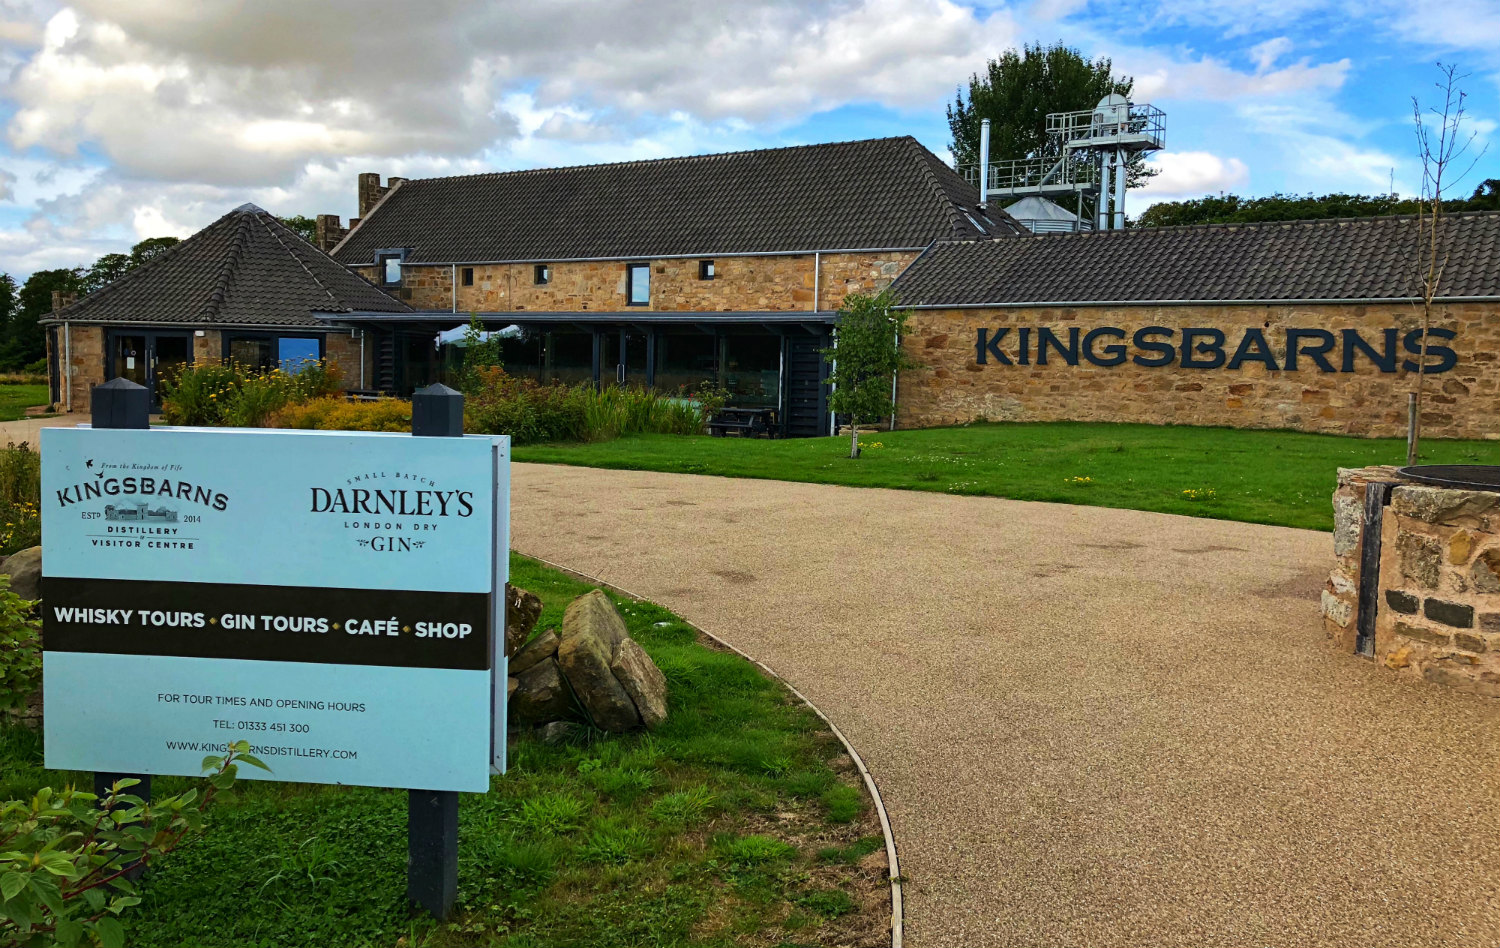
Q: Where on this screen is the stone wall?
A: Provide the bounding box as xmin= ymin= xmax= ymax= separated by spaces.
xmin=56 ymin=325 xmax=105 ymax=413
xmin=1325 ymin=467 xmax=1500 ymax=697
xmin=355 ymin=251 xmax=918 ymax=316
xmin=898 ymin=302 xmax=1499 ymax=440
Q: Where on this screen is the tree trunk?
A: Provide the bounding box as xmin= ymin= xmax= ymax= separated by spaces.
xmin=849 ymin=419 xmax=860 ymax=459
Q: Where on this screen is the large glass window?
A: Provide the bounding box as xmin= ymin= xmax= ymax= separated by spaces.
xmin=723 ymin=333 xmax=781 ymax=408
xmin=655 ymin=333 xmax=718 ymax=394
xmin=627 ymin=264 xmax=650 ymax=306
xmin=226 ymin=334 xmax=324 ymax=374
xmin=495 ymin=325 xmax=544 ymax=382
xmin=548 ymin=331 xmax=594 ymax=386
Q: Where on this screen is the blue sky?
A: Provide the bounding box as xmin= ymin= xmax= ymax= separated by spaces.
xmin=0 ymin=0 xmax=1496 ymax=280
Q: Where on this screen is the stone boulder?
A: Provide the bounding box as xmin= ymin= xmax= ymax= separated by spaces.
xmin=510 ymin=629 xmax=559 ymax=675
xmin=562 ymin=589 xmax=627 ymax=653
xmin=505 ymin=584 xmax=543 ymax=657
xmin=510 ymin=658 xmax=574 ymax=725
xmin=2 ymin=546 xmax=41 ymax=601
xmin=558 ymin=606 xmax=640 ymax=732
xmin=610 ymin=637 xmax=668 ymax=729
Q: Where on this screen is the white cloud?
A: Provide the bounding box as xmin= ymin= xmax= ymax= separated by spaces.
xmin=1137 ymin=151 xmax=1250 ymax=198
xmin=0 ymin=168 xmax=14 ymax=201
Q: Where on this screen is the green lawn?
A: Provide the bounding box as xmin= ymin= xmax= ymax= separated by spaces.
xmin=1 ymin=555 xmax=885 ymax=948
xmin=0 ymin=384 xmax=49 ymax=422
xmin=513 ymin=422 xmax=1500 ymax=532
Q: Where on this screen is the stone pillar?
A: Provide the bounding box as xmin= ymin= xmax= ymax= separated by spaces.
xmin=357 ymin=173 xmax=388 ymax=218
xmin=315 ymin=214 xmax=347 ymax=252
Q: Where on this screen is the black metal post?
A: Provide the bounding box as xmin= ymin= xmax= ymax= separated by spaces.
xmin=88 ymin=379 xmax=151 ymax=878
xmin=1354 ymin=481 xmax=1394 ymax=657
xmin=407 ymin=383 xmax=463 ymax=920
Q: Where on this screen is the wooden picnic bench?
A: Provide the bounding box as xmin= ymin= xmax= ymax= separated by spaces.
xmin=708 ymin=407 xmax=777 ymax=438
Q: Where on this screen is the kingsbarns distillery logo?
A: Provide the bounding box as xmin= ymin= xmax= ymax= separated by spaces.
xmin=309 ymin=471 xmax=475 ymax=553
xmin=53 ymin=461 xmax=229 ymax=552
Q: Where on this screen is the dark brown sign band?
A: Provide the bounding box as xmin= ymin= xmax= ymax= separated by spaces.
xmin=41 ymin=576 xmax=491 ymax=670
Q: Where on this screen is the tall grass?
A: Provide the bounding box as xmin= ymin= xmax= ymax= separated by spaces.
xmin=0 ymin=445 xmax=39 ymax=555
xmin=160 ymin=359 xmax=343 ymax=427
xmin=464 ymin=368 xmax=720 ymax=444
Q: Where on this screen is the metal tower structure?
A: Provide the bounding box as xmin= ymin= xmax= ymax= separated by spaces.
xmin=964 ymin=95 xmax=1164 ymax=232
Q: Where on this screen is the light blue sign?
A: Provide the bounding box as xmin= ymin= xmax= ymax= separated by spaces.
xmin=41 ymin=426 xmax=510 ymax=793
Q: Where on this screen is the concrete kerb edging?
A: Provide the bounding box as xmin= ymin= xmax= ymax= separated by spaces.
xmin=523 ymin=554 xmax=906 ymax=948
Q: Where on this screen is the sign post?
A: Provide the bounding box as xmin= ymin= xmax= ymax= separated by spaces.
xmin=41 ymin=384 xmax=509 ymax=922
xmin=407 ymin=383 xmax=464 ymax=920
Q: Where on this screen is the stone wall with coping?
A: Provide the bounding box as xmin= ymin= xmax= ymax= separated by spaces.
xmin=354 ymin=252 xmax=918 ymax=316
xmin=898 ymin=302 xmax=1498 ymax=440
xmin=1325 ymin=466 xmax=1500 ymax=696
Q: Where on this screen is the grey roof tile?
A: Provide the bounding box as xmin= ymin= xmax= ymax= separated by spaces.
xmin=47 ymin=204 xmax=411 ymax=326
xmin=890 ymin=212 xmax=1500 ymax=305
xmin=333 ymin=137 xmax=1024 ymax=265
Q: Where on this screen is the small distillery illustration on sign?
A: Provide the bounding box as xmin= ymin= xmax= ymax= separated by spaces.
xmin=41 ymin=425 xmax=511 ymax=793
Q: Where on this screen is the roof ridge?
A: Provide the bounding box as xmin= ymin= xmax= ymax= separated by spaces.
xmin=198 ymin=209 xmax=255 ymax=324
xmin=902 ymin=138 xmax=969 ymax=240
xmin=396 ymin=135 xmax=922 ymax=186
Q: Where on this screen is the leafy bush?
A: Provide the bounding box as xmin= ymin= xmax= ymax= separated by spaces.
xmin=464 ymin=368 xmax=721 ymax=444
xmin=0 ymin=743 xmax=263 ymax=948
xmin=0 ymin=447 xmax=39 ymax=557
xmin=266 ymin=397 xmax=412 ymax=432
xmin=160 ymin=360 xmax=343 ymax=427
xmin=0 ymin=579 xmax=38 ymax=713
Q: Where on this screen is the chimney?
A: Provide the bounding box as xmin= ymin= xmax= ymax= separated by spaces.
xmin=51 ymin=290 xmax=77 ymax=312
xmin=315 ymin=214 xmax=348 ymax=252
xmin=357 ymin=172 xmax=388 ymax=218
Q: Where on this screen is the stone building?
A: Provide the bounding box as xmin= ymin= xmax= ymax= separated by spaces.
xmin=41 ymin=204 xmax=409 ymax=413
xmin=318 ymin=136 xmax=1022 ymax=436
xmin=888 ymin=213 xmax=1500 ymax=440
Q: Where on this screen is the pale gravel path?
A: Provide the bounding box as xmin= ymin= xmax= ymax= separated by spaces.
xmin=510 ymin=462 xmax=1500 ymax=948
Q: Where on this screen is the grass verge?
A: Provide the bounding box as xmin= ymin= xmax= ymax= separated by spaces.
xmin=0 ymin=384 xmax=50 ymax=422
xmin=0 ymin=554 xmax=888 ymax=948
xmin=513 ymin=421 xmax=1500 ymax=531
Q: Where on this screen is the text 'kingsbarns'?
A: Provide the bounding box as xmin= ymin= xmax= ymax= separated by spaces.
xmin=309 ymin=487 xmax=475 ymax=517
xmin=973 ymin=326 xmax=1458 ymax=373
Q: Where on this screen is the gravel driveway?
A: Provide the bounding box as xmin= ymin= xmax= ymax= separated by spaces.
xmin=510 ymin=462 xmax=1500 ymax=948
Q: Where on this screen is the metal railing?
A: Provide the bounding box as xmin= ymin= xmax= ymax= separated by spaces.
xmin=1046 ymin=102 xmax=1166 ymax=151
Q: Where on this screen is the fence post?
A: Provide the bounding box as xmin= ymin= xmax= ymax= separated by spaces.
xmin=88 ymin=379 xmax=152 ymax=877
xmin=407 ymin=383 xmax=463 ymax=920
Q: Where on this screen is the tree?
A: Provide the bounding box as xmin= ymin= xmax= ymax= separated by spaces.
xmin=1136 ymin=182 xmax=1500 ymax=228
xmin=277 ymin=215 xmax=318 ymax=244
xmin=947 ymin=43 xmax=1154 ymax=187
xmin=1407 ymin=63 xmax=1487 ymax=466
xmin=3 ymin=269 xmax=81 ymax=370
xmin=824 ymin=290 xmax=917 ymax=459
xmin=81 ymin=253 xmax=131 ymax=295
xmin=127 ymin=236 xmax=179 ymax=268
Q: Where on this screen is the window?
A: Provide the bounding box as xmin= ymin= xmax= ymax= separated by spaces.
xmin=461 ymin=267 xmax=474 ymax=286
xmin=534 ymin=264 xmax=551 ymax=285
xmin=698 ymin=259 xmax=715 ymax=280
xmin=225 ymin=333 xmax=324 ymax=374
xmin=627 ymin=264 xmax=650 ymax=306
xmin=379 ymin=254 xmax=402 ymax=286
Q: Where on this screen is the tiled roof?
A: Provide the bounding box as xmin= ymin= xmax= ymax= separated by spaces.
xmin=890 ymin=212 xmax=1500 ymax=306
xmin=333 ymin=137 xmax=1025 ymax=265
xmin=46 ymin=204 xmax=411 ymax=326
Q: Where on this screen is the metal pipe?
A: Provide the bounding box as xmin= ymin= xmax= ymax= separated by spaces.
xmin=978 ymin=119 xmax=991 ymax=207
xmin=1113 ymin=150 xmax=1127 ymax=230
xmin=345 ymin=245 xmax=931 ymax=268
xmin=358 ymin=329 xmax=366 ymax=389
xmin=1096 ymin=154 xmax=1110 ymax=231
xmin=451 ymin=264 xmax=457 ymax=312
xmin=63 ymin=322 xmax=71 ymax=412
xmin=812 ymin=251 xmax=820 ymax=312
xmin=890 ymin=333 xmax=899 ymax=432
xmin=897 ymin=295 xmax=1492 ymax=309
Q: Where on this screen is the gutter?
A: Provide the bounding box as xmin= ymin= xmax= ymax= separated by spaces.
xmin=336 ymin=246 xmax=929 ymax=268
xmin=896 ymin=295 xmax=1500 ymax=309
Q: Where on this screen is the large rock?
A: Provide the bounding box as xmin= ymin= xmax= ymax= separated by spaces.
xmin=2 ymin=546 xmax=41 ymax=601
xmin=510 ymin=629 xmax=559 ymax=675
xmin=505 ymin=584 xmax=543 ymax=656
xmin=610 ymin=637 xmax=668 ymax=729
xmin=1392 ymin=486 xmax=1498 ymax=525
xmin=557 ymin=592 xmax=639 ymax=732
xmin=510 ymin=659 xmax=574 ymax=725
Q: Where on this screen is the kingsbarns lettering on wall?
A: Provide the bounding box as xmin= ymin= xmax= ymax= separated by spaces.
xmin=973 ymin=326 xmax=1458 ymax=373
xmin=889 ymin=214 xmax=1500 ymax=440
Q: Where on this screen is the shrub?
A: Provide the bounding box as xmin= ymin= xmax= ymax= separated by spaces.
xmin=160 ymin=360 xmax=343 ymax=427
xmin=0 ymin=578 xmax=38 ymax=712
xmin=0 ymin=744 xmax=262 ymax=948
xmin=463 ymin=368 xmax=722 ymax=444
xmin=0 ymin=446 xmax=39 ymax=557
xmin=267 ymin=397 xmax=413 ymax=432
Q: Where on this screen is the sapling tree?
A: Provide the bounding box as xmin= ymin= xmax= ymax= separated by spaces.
xmin=1407 ymin=63 xmax=1486 ymax=466
xmin=824 ymin=290 xmax=917 ymax=459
